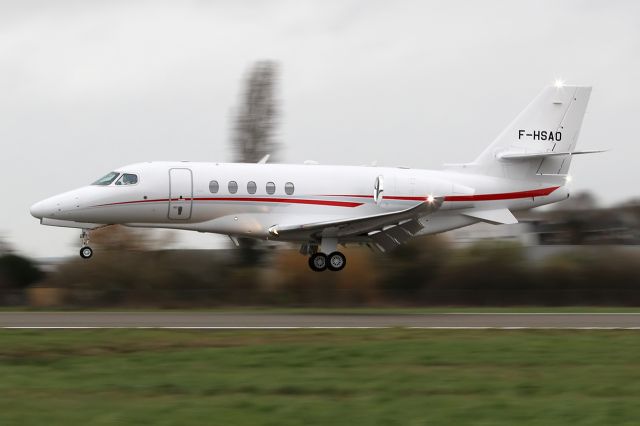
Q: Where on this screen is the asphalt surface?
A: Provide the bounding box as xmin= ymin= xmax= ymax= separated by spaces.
xmin=2 ymin=312 xmax=640 ymax=328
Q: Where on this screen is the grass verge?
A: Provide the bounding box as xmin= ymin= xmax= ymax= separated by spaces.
xmin=1 ymin=329 xmax=639 ymax=425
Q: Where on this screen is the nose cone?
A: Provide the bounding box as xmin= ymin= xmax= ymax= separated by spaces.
xmin=30 ymin=188 xmax=88 ymax=221
xmin=30 ymin=200 xmax=50 ymax=219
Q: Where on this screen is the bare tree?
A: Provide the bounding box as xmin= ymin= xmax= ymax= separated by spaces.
xmin=0 ymin=235 xmax=11 ymax=255
xmin=229 ymin=61 xmax=281 ymax=256
xmin=232 ymin=60 xmax=280 ymax=163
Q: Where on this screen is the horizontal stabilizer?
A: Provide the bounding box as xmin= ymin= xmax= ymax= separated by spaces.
xmin=462 ymin=208 xmax=518 ymax=225
xmin=498 ymin=149 xmax=606 ymax=161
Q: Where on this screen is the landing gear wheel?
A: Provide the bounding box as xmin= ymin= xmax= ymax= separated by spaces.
xmin=80 ymin=246 xmax=93 ymax=259
xmin=309 ymin=253 xmax=327 ymax=272
xmin=327 ymin=251 xmax=346 ymax=271
xmin=79 ymin=229 xmax=92 ymax=259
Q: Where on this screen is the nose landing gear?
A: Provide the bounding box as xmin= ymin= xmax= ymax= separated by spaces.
xmin=80 ymin=246 xmax=93 ymax=259
xmin=79 ymin=229 xmax=93 ymax=259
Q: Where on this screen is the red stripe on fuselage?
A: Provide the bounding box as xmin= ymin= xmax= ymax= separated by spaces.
xmin=94 ymin=198 xmax=172 ymax=207
xmin=326 ymin=187 xmax=560 ymax=202
xmin=443 ymin=186 xmax=560 ymax=202
xmin=321 ymin=194 xmax=428 ymax=201
xmin=194 ymin=197 xmax=362 ymax=207
xmin=93 ymin=197 xmax=362 ymax=208
xmin=91 ymin=187 xmax=560 ymax=209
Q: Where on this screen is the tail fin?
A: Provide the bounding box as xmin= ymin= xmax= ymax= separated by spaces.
xmin=470 ymin=85 xmax=592 ymax=181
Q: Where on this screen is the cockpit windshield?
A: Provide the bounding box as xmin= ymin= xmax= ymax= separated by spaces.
xmin=115 ymin=173 xmax=138 ymax=186
xmin=92 ymin=172 xmax=120 ymax=186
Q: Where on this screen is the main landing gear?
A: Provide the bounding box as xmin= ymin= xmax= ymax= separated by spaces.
xmin=307 ymin=237 xmax=347 ymax=272
xmin=308 ymin=252 xmax=347 ymax=272
xmin=79 ymin=229 xmax=93 ymax=259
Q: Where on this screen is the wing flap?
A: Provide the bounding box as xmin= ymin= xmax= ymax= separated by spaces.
xmin=384 ymin=225 xmax=413 ymax=244
xmin=398 ymin=218 xmax=423 ymax=235
xmin=369 ymin=230 xmax=400 ymax=252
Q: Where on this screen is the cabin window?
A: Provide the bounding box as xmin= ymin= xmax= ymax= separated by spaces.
xmin=266 ymin=182 xmax=276 ymax=195
xmin=92 ymin=171 xmax=120 ymax=186
xmin=247 ymin=181 xmax=257 ymax=194
xmin=228 ymin=181 xmax=238 ymax=194
xmin=209 ymin=180 xmax=219 ymax=194
xmin=285 ymin=182 xmax=294 ymax=195
xmin=115 ymin=173 xmax=138 ymax=186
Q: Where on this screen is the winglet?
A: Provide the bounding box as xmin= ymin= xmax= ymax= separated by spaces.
xmin=257 ymin=154 xmax=270 ymax=164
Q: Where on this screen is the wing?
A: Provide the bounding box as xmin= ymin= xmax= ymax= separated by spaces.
xmin=268 ymin=197 xmax=444 ymax=252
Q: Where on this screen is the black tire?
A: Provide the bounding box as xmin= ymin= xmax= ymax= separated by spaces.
xmin=327 ymin=251 xmax=346 ymax=271
xmin=308 ymin=253 xmax=327 ymax=272
xmin=80 ymin=246 xmax=93 ymax=259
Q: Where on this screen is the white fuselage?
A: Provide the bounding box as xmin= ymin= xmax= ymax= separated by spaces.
xmin=30 ymin=161 xmax=568 ymax=242
xmin=28 ymin=85 xmax=593 ymax=270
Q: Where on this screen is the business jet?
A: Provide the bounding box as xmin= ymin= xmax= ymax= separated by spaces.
xmin=30 ymin=84 xmax=601 ymax=271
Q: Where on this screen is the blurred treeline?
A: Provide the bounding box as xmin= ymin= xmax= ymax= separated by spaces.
xmin=6 ymin=226 xmax=640 ymax=308
xmin=0 ymin=251 xmax=43 ymax=305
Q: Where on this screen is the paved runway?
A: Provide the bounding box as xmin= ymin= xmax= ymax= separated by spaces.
xmin=2 ymin=312 xmax=640 ymax=329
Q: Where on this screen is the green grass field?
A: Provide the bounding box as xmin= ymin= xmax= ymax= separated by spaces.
xmin=1 ymin=329 xmax=640 ymax=425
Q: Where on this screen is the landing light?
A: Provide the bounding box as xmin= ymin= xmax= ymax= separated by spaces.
xmin=554 ymin=79 xmax=565 ymax=88
xmin=427 ymin=195 xmax=435 ymax=203
xmin=565 ymin=175 xmax=573 ymax=183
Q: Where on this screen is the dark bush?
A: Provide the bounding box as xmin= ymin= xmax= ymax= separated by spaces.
xmin=425 ymin=241 xmax=534 ymax=306
xmin=38 ymin=237 xmax=640 ymax=308
xmin=0 ymin=254 xmax=44 ymax=289
xmin=377 ymin=236 xmax=450 ymax=304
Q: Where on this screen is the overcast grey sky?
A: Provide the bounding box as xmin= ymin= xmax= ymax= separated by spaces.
xmin=1 ymin=0 xmax=639 ymax=258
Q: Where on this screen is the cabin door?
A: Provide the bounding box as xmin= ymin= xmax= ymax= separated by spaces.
xmin=168 ymin=168 xmax=193 ymax=219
